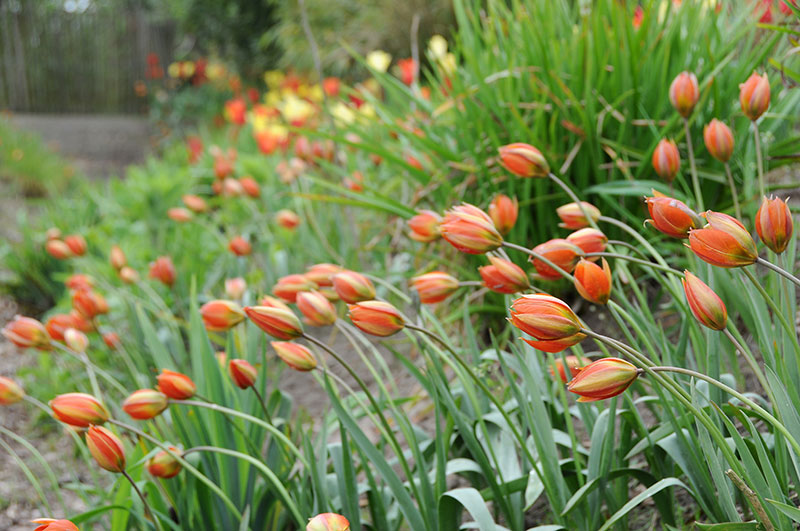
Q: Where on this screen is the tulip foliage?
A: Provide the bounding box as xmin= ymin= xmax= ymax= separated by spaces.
xmin=5 ymin=1 xmax=800 ymax=531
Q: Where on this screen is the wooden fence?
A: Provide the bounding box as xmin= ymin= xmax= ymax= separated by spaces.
xmin=0 ymin=1 xmax=175 ymax=114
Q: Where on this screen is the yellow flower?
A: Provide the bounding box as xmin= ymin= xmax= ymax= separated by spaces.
xmin=263 ymin=70 xmax=285 ymax=88
xmin=331 ymin=103 xmax=356 ymax=126
xmin=428 ymin=35 xmax=448 ymax=59
xmin=439 ymin=53 xmax=457 ymax=76
xmin=264 ymin=90 xmax=282 ymax=106
xmin=168 ymin=62 xmax=181 ymax=78
xmin=280 ymin=95 xmax=315 ymax=123
xmin=366 ymin=50 xmax=392 ymax=73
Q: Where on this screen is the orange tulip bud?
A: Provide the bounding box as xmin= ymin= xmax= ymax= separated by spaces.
xmin=755 ymin=196 xmax=793 ymax=254
xmin=156 ymin=369 xmax=196 ymax=400
xmin=200 ymin=300 xmax=245 ymax=331
xmin=510 ymin=294 xmax=585 ymax=350
xmin=497 ymin=142 xmax=549 ymax=177
xmin=64 ymin=235 xmax=87 ymax=256
xmin=668 ymin=71 xmax=699 ymax=118
xmin=45 ymin=227 xmax=62 ymax=241
xmin=573 ymin=258 xmax=612 ymax=305
xmin=739 ymin=72 xmax=770 ymax=121
xmin=72 ymin=289 xmax=108 ymax=319
xmin=50 ymin=392 xmax=109 ymax=427
xmin=305 ymin=263 xmax=344 ymax=287
xmin=225 ymin=277 xmax=247 ymax=299
xmin=440 ymin=204 xmax=503 ymax=254
xmin=566 ymin=228 xmax=608 ymax=257
xmin=103 ymin=332 xmax=121 ymax=350
xmin=276 ymin=209 xmax=301 ymax=229
xmin=119 ymin=266 xmax=140 ymax=284
xmin=567 ymin=358 xmax=640 ymax=402
xmin=4 ymin=315 xmax=51 ymax=350
xmin=257 ymin=295 xmax=292 ymax=312
xmin=65 ymin=273 xmax=94 ymax=292
xmin=682 ymin=271 xmax=727 ymax=330
xmin=148 ymin=446 xmax=182 ymax=478
xmin=228 ymin=358 xmax=258 ymax=389
xmin=348 ymin=300 xmax=405 ymax=336
xmin=45 ymin=239 xmax=73 ymax=259
xmin=86 ymin=425 xmax=126 ymax=472
xmin=411 ymin=271 xmax=460 ymax=303
xmin=688 ymin=211 xmax=758 ymax=267
xmin=297 ymin=291 xmax=337 ymax=326
xmin=488 ymin=195 xmax=518 ymax=235
xmin=122 ymin=389 xmax=168 ymax=420
xmin=109 ymin=245 xmax=127 ymax=270
xmin=273 ymin=274 xmax=318 ymax=303
xmin=332 ymin=270 xmax=376 ymax=303
xmin=530 ymin=239 xmax=583 ymax=280
xmin=652 ymin=139 xmax=680 ymax=183
xmin=64 ymin=328 xmax=89 ymax=353
xmin=556 ymin=202 xmax=601 ymax=230
xmin=222 ymin=177 xmax=244 ymax=197
xmin=703 ymin=119 xmax=734 ymax=163
xmin=168 ymin=207 xmax=193 ymax=223
xmin=645 ymin=192 xmax=703 ymax=239
xmin=239 ymin=177 xmax=261 ymax=198
xmin=244 ymin=306 xmax=304 ymax=339
xmin=271 ymin=341 xmax=317 ymax=371
xmin=32 ymin=518 xmax=79 ymax=531
xmin=228 ymin=236 xmax=252 ymax=256
xmin=149 ymin=256 xmax=176 ymax=286
xmin=45 ymin=314 xmax=79 ymax=342
xmin=307 ymin=513 xmax=351 ymax=531
xmin=479 ymin=256 xmax=530 ymax=294
xmin=0 ymin=376 xmax=24 ymax=405
xmin=549 ymin=355 xmax=589 ymax=383
xmin=408 ymin=210 xmax=442 ymax=242
xmin=182 ymin=194 xmax=207 ymax=213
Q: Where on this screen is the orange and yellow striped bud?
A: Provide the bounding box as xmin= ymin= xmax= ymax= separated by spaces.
xmin=669 ymin=71 xmax=699 ymax=118
xmin=109 ymin=245 xmax=127 ymax=270
xmin=297 ymin=291 xmax=337 ymax=326
xmin=228 ymin=359 xmax=258 ymax=389
xmin=573 ymin=258 xmax=612 ymax=305
xmin=64 ymin=235 xmax=87 ymax=256
xmin=257 ymin=295 xmax=292 ymax=312
xmin=556 ymin=202 xmax=601 ymax=230
xmin=440 ymin=204 xmax=503 ymax=254
xmin=566 ymin=228 xmax=608 ymax=257
xmin=45 ymin=239 xmax=73 ymax=260
xmin=530 ymin=239 xmax=583 ymax=280
xmin=488 ymin=194 xmax=518 ymax=235
xmin=307 ymin=513 xmax=351 ymax=531
xmin=755 ymin=196 xmax=793 ymax=254
xmin=645 ymin=192 xmax=703 ymax=239
xmin=682 ymin=271 xmax=727 ymax=330
xmin=148 ymin=446 xmax=182 ymax=478
xmin=497 ymin=143 xmax=549 ymax=177
xmin=122 ymin=389 xmax=168 ymax=420
xmin=703 ymin=119 xmax=734 ymax=163
xmin=225 ymin=277 xmax=247 ymax=299
xmin=228 ymin=236 xmax=252 ymax=256
xmin=411 ymin=271 xmax=460 ymax=303
xmin=740 ymin=72 xmax=770 ymax=121
xmin=119 ymin=266 xmax=139 ymax=284
xmin=31 ymin=519 xmax=79 ymax=531
xmin=168 ymin=207 xmax=193 ymax=223
xmin=271 ymin=341 xmax=317 ymax=371
xmin=64 ymin=328 xmax=89 ymax=353
xmin=479 ymin=256 xmax=530 ymax=294
xmin=276 ymin=209 xmax=301 ymax=230
xmin=332 ymin=271 xmax=376 ymax=303
xmin=156 ymin=369 xmax=196 ymax=400
xmin=50 ymin=392 xmax=109 ymax=427
xmin=567 ymin=358 xmax=640 ymax=402
xmin=652 ymin=139 xmax=680 ymax=182
xmin=86 ymin=425 xmax=126 ymax=472
xmin=149 ymin=256 xmax=176 ymax=286
xmin=239 ymin=176 xmax=261 ymax=198
xmin=65 ymin=273 xmax=94 ymax=292
xmin=244 ymin=306 xmax=304 ymax=340
xmin=200 ymin=300 xmax=245 ymax=332
xmin=3 ymin=315 xmax=50 ymax=350
xmin=305 ymin=263 xmax=344 ymax=287
xmin=688 ymin=211 xmax=758 ymax=267
xmin=0 ymin=376 xmax=24 ymax=405
xmin=273 ymin=274 xmax=318 ymax=303
xmin=510 ymin=294 xmax=583 ymax=342
xmin=103 ymin=332 xmax=121 ymax=350
xmin=72 ymin=289 xmax=108 ymax=319
xmin=348 ymin=301 xmax=405 ymax=337
xmin=182 ymin=194 xmax=207 ymax=213
xmin=550 ymin=355 xmax=590 ymax=383
xmin=45 ymin=313 xmax=81 ymax=342
xmin=408 ymin=210 xmax=442 ymax=242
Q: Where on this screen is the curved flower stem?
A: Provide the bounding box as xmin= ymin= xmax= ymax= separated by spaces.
xmin=754 ymin=123 xmax=766 ymax=199
xmin=684 ymin=118 xmax=704 ymax=211
xmin=251 ymin=387 xmax=274 ymax=425
xmin=650 ymin=366 xmax=800 ymax=458
xmin=598 ymin=216 xmax=673 ymax=269
xmin=583 ymin=252 xmax=683 ymax=276
xmin=756 ymin=256 xmax=800 ymax=288
xmin=51 ymin=342 xmax=128 ymax=397
xmin=458 ymin=280 xmax=484 ymax=287
xmin=108 ymin=419 xmax=243 ymax=521
xmin=502 ymin=241 xmax=574 ymax=281
xmin=607 ymin=240 xmax=649 ymax=259
xmin=121 ymin=469 xmax=162 ymax=531
xmin=724 ymin=163 xmax=742 ymax=219
xmin=741 ymin=267 xmax=798 ymax=343
xmin=722 ymin=328 xmax=772 ymax=403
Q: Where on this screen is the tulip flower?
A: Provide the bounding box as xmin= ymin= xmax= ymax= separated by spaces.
xmin=411 ymin=271 xmax=460 ymax=303
xmin=530 ymin=239 xmax=583 ymax=279
xmin=488 ymin=194 xmax=518 ymax=235
xmin=32 ymin=518 xmax=79 ymax=531
xmin=222 ymin=178 xmax=244 ymax=197
xmin=228 ymin=236 xmax=252 ymax=256
xmin=225 ymin=277 xmax=247 ymax=299
xmin=556 ymin=202 xmax=601 ymax=230
xmin=239 ymin=176 xmax=261 ymax=198
xmin=86 ymin=425 xmax=126 ymax=472
xmin=3 ymin=315 xmax=51 ymax=350
xmin=497 ymin=143 xmax=549 ymax=177
xmin=397 ymin=57 xmax=417 ymax=85
xmin=119 ymin=266 xmax=140 ymax=284
xmin=0 ymin=376 xmax=24 ymax=405
xmin=244 ymin=306 xmax=304 ymax=339
xmin=45 ymin=227 xmax=62 ymax=240
xmin=567 ymin=358 xmax=640 ymax=402
xmin=257 ymin=295 xmax=293 ymax=312
xmin=64 ymin=328 xmax=89 ymax=353
xmin=228 ymin=359 xmax=258 ymax=389
xmin=72 ymin=289 xmax=108 ymax=319
xmin=103 ymin=332 xmax=121 ymax=350
xmin=688 ymin=211 xmax=758 ymax=267
xmin=65 ymin=273 xmax=94 ymax=292
xmin=272 ymin=341 xmax=318 ymax=371
xmin=45 ymin=240 xmax=73 ymax=260
xmin=214 ymin=155 xmax=234 ymax=179
xmin=168 ymin=207 xmax=193 ymax=223
xmin=479 ymin=256 xmax=530 ymax=294
xmin=682 ymin=271 xmax=727 ymax=330
xmin=297 ymin=291 xmax=337 ymax=326
xmin=510 ymin=294 xmax=583 ymax=341
xmin=348 ymin=301 xmax=405 ymax=336
xmin=305 ymin=263 xmax=344 ymax=287
xmin=149 ymin=256 xmax=176 ymax=286
xmin=50 ymin=392 xmax=109 ymax=427
xmin=156 ymin=369 xmax=197 ymax=400
xmin=64 ymin=235 xmax=87 ymax=256
xmin=182 ymin=194 xmax=207 ymax=213
xmin=45 ymin=314 xmax=78 ymax=341
xmin=632 ymin=5 xmax=644 ymax=28
xmin=273 ymin=274 xmax=318 ymax=303
xmin=703 ymin=119 xmax=734 ymax=163
xmin=109 ymin=245 xmax=126 ymax=270
xmin=566 ymin=228 xmax=608 ymax=257
xmin=322 ymin=77 xmax=340 ymax=97
xmin=740 ymin=72 xmax=770 ymax=121
xmin=307 ymin=513 xmax=350 ymax=531
xmin=200 ymin=300 xmax=246 ymax=331
xmin=573 ymin=258 xmax=612 ymax=305
xmin=755 ymin=196 xmax=793 ymax=254
xmin=440 ymin=204 xmax=503 ymax=254
xmin=224 ymin=98 xmax=247 ymax=125
xmin=652 ymin=139 xmax=680 ymax=183
xmin=332 ymin=270 xmax=376 ymax=303
xmin=645 ymin=192 xmax=703 ymax=238
xmin=408 ymin=210 xmax=442 ymax=242
xmin=276 ymin=209 xmax=301 ymax=229
xmin=549 ymin=355 xmax=589 ymax=383
xmin=148 ymin=446 xmax=182 ymax=478
xmin=122 ymin=389 xmax=168 ymax=420
xmin=668 ymin=71 xmax=699 ymax=118
xmin=366 ymin=50 xmax=392 ymax=72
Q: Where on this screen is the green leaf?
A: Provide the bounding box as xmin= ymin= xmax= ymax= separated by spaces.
xmin=766 ymin=499 xmax=800 ymax=523
xmin=597 ymin=478 xmax=690 ymax=531
xmin=693 ymin=523 xmax=760 ymax=530
xmin=438 ymin=488 xmax=497 ymax=531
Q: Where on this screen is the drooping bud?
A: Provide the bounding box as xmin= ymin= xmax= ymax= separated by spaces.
xmin=652 ymin=139 xmax=680 ymax=183
xmin=32 ymin=519 xmax=79 ymax=531
xmin=50 ymin=392 xmax=109 ymax=427
xmin=86 ymin=425 xmax=126 ymax=472
xmin=0 ymin=376 xmax=25 ymax=405
xmin=149 ymin=256 xmax=176 ymax=286
xmin=488 ymin=195 xmax=518 ymax=235
xmin=306 ymin=513 xmax=351 ymax=531
xmin=510 ymin=294 xmax=584 ymax=341
xmin=755 ymin=196 xmax=793 ymax=254
xmin=497 ymin=143 xmax=549 ymax=177
xmin=273 ymin=274 xmax=318 ymax=303
xmin=102 ymin=332 xmax=121 ymax=350
xmin=703 ymin=119 xmax=734 ymax=163
xmin=530 ymin=239 xmax=583 ymax=280
xmin=408 ymin=210 xmax=442 ymax=242
xmin=682 ymin=271 xmax=727 ymax=330
xmin=119 ymin=266 xmax=139 ymax=284
xmin=332 ymin=271 xmax=376 ymax=303
xmin=305 ymin=263 xmax=344 ymax=287
xmin=147 ymin=446 xmax=182 ymax=478
xmin=45 ymin=239 xmax=73 ymax=260
xmin=411 ymin=271 xmax=460 ymax=303
xmin=257 ymin=295 xmax=293 ymax=312
xmin=645 ymin=192 xmax=703 ymax=239
xmin=168 ymin=207 xmax=193 ymax=223
xmin=228 ymin=236 xmax=252 ymax=256
xmin=239 ymin=176 xmax=261 ymax=198
xmin=348 ymin=301 xmax=405 ymax=336
xmin=566 ymin=228 xmax=608 ymax=257
xmin=64 ymin=328 xmax=89 ymax=353
xmin=688 ymin=211 xmax=758 ymax=267
xmin=65 ymin=273 xmax=94 ymax=292
xmin=109 ymin=245 xmax=127 ymax=271
xmin=668 ymin=71 xmax=699 ymax=118
xmin=200 ymin=300 xmax=246 ymax=331
xmin=121 ymin=389 xmax=169 ymax=420
xmin=479 ymin=256 xmax=530 ymax=294
xmin=182 ymin=194 xmax=207 ymax=213
xmin=297 ymin=291 xmax=337 ymax=326
xmin=556 ymin=202 xmax=601 ymax=230
xmin=567 ymin=358 xmax=640 ymax=402
xmin=440 ymin=204 xmax=503 ymax=254
xmin=156 ymin=369 xmax=197 ymax=400
xmin=225 ymin=277 xmax=247 ymax=299
xmin=72 ymin=289 xmax=108 ymax=319
xmin=228 ymin=359 xmax=258 ymax=389
xmin=64 ymin=235 xmax=87 ymax=256
xmin=244 ymin=306 xmax=304 ymax=340
xmin=276 ymin=209 xmax=301 ymax=230
xmin=739 ymin=72 xmax=770 ymax=121
xmin=573 ymin=258 xmax=612 ymax=305
xmin=271 ymin=341 xmax=318 ymax=371
xmin=3 ymin=315 xmax=51 ymax=350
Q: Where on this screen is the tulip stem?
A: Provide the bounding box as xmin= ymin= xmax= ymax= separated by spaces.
xmin=756 ymin=256 xmax=800 ymax=288
xmin=251 ymin=387 xmax=274 ymax=425
xmin=121 ymin=469 xmax=161 ymax=530
xmin=741 ymin=268 xmax=799 ymax=348
xmin=684 ymin=118 xmax=704 ymax=211
xmin=597 ymin=216 xmax=671 ymax=269
xmin=458 ymin=280 xmax=484 ymax=287
xmin=724 ymin=163 xmax=742 ymax=219
xmin=51 ymin=341 xmax=128 ymax=396
xmin=583 ymin=252 xmax=683 ymax=276
xmin=722 ymin=328 xmax=772 ymax=404
xmin=502 ymin=241 xmax=574 ymax=281
xmin=650 ymin=366 xmax=800 ymax=458
xmin=754 ymin=123 xmax=766 ymax=199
